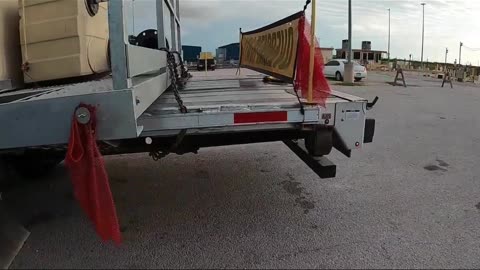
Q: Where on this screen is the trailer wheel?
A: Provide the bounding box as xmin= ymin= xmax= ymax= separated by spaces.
xmin=305 ymin=128 xmax=333 ymax=156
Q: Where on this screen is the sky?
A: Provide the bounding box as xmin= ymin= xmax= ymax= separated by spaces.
xmin=130 ymin=0 xmax=480 ymax=65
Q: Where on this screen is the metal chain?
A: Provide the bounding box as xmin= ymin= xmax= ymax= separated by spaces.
xmin=171 ymin=51 xmax=189 ymax=80
xmin=170 ymin=53 xmax=181 ymax=83
xmin=161 ymin=48 xmax=188 ymax=113
xmin=149 ymin=149 xmax=169 ymax=161
xmin=148 ymin=129 xmax=187 ymax=161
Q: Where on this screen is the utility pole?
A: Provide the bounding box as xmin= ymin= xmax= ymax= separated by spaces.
xmin=409 ymin=53 xmax=412 ymax=69
xmin=459 ymin=42 xmax=463 ymax=65
xmin=348 ymin=0 xmax=352 ymax=64
xmin=445 ymin=47 xmax=448 ymax=68
xmin=344 ymin=0 xmax=354 ymax=83
xmin=420 ymin=3 xmax=426 ymax=70
xmin=388 ymin=8 xmax=391 ymax=61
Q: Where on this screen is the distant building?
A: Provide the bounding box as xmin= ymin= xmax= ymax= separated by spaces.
xmin=216 ymin=43 xmax=240 ymax=64
xmin=335 ymin=40 xmax=387 ymax=64
xmin=317 ymin=47 xmax=334 ymax=63
xmin=216 ymin=47 xmax=227 ymax=63
xmin=182 ymin=45 xmax=202 ymax=62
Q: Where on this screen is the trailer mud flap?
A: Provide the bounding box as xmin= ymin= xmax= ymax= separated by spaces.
xmin=364 ymin=118 xmax=375 ymax=143
xmin=0 ymin=204 xmax=29 ymax=269
xmin=283 ymin=140 xmax=336 ymax=179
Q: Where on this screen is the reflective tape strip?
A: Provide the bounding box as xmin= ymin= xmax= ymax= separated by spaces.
xmin=234 ymin=111 xmax=288 ymax=124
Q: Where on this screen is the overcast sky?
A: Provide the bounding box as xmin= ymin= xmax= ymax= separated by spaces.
xmin=131 ymin=0 xmax=480 ymax=64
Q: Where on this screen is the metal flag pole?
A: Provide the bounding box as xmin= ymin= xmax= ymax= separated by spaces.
xmin=237 ymin=28 xmax=242 ymax=76
xmin=307 ymin=0 xmax=317 ymax=103
xmin=205 ymin=53 xmax=208 ymax=76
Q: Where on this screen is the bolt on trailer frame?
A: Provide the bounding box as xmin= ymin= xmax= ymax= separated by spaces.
xmin=0 ymin=0 xmax=376 ymax=178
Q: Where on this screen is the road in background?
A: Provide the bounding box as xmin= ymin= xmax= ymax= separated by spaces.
xmin=4 ymin=70 xmax=480 ymax=269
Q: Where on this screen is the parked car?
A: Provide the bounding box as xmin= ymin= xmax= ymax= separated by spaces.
xmin=324 ymin=59 xmax=367 ymax=82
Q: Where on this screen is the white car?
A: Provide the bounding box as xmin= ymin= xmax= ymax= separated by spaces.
xmin=324 ymin=59 xmax=367 ymax=82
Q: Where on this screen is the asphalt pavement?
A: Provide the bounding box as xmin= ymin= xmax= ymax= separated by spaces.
xmin=3 ymin=71 xmax=480 ymax=269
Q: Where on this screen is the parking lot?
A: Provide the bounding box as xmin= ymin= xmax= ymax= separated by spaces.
xmin=4 ymin=71 xmax=480 ymax=268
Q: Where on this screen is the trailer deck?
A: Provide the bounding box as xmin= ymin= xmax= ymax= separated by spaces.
xmin=0 ymin=69 xmax=369 ymax=152
xmin=140 ymin=74 xmax=364 ymax=137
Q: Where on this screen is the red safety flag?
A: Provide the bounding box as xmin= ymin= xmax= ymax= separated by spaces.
xmin=65 ymin=104 xmax=121 ymax=244
xmin=295 ymin=15 xmax=331 ymax=106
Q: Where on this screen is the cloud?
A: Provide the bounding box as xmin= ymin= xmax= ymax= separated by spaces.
xmin=129 ymin=0 xmax=480 ymax=64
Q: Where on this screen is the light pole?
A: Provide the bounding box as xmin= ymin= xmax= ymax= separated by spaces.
xmin=348 ymin=0 xmax=352 ymax=64
xmin=387 ymin=8 xmax=391 ymax=61
xmin=344 ymin=0 xmax=354 ymax=83
xmin=459 ymin=42 xmax=463 ymax=65
xmin=420 ymin=3 xmax=426 ymax=70
xmin=409 ymin=53 xmax=412 ymax=69
xmin=445 ymin=47 xmax=448 ymax=68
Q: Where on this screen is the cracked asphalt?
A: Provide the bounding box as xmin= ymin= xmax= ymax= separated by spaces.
xmin=3 ymin=71 xmax=480 ymax=268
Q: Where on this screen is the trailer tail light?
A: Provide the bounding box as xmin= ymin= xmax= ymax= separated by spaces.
xmin=234 ymin=111 xmax=288 ymax=124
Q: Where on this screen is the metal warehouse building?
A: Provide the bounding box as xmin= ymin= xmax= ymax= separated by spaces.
xmin=216 ymin=43 xmax=240 ymax=63
xmin=182 ymin=45 xmax=202 ymax=63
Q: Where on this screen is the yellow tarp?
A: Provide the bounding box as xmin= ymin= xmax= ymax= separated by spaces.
xmin=240 ymin=12 xmax=302 ymax=82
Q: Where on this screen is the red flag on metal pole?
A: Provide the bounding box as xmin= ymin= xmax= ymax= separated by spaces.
xmin=295 ymin=15 xmax=331 ymax=107
xmin=65 ymin=104 xmax=121 ymax=244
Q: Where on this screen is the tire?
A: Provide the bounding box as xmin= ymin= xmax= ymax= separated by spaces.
xmin=355 ymin=78 xmax=362 ymax=82
xmin=305 ymin=128 xmax=333 ymax=156
xmin=335 ymin=71 xmax=343 ymax=81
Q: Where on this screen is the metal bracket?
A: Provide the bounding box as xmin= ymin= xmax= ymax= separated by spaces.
xmin=332 ymin=129 xmax=352 ymax=158
xmin=366 ymin=96 xmax=379 ymax=110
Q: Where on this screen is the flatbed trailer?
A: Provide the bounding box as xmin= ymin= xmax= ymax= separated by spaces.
xmin=0 ymin=69 xmax=375 ymax=178
xmin=0 ymin=1 xmax=375 ymax=177
xmin=0 ymin=1 xmax=376 ymax=266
